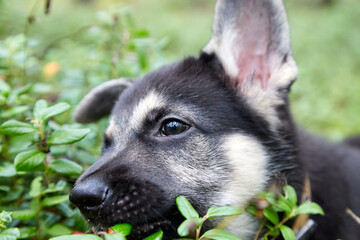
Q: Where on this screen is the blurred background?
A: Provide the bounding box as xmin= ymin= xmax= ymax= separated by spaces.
xmin=0 ymin=0 xmax=359 ymax=139
xmin=0 ymin=0 xmax=359 ymax=239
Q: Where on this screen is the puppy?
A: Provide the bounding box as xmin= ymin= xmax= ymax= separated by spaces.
xmin=69 ymin=0 xmax=360 ymax=239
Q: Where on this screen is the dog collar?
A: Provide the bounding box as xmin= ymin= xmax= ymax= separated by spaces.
xmin=292 ymin=174 xmax=317 ymax=240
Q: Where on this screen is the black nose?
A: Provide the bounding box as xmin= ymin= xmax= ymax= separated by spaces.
xmin=69 ymin=178 xmax=109 ymax=210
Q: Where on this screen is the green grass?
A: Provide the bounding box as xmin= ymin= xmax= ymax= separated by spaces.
xmin=287 ymin=0 xmax=360 ymax=140
xmin=1 ymin=0 xmax=359 ymax=140
xmin=130 ymin=0 xmax=360 ymax=140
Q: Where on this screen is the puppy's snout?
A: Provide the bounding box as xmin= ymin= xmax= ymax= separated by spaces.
xmin=70 ymin=178 xmax=109 ymax=210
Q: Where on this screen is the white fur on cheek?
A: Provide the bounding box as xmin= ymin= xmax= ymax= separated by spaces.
xmin=215 ymin=134 xmax=269 ymax=239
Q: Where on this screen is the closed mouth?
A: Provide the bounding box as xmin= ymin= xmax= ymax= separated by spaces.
xmin=88 ymin=205 xmax=182 ymax=240
xmin=127 ymin=219 xmax=172 ymax=240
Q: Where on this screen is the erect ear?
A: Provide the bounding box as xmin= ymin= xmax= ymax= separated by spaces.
xmin=74 ymin=78 xmax=133 ymax=123
xmin=204 ymin=0 xmax=297 ymax=128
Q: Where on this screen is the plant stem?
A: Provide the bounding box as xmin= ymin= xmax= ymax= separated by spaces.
xmin=23 ymin=0 xmax=41 ymax=80
xmin=260 ymin=210 xmax=295 ymax=240
xmin=36 ymin=194 xmax=42 ymax=240
xmin=346 ymin=208 xmax=360 ymax=225
xmin=196 ymin=214 xmax=208 ymax=240
xmin=254 ymin=220 xmax=265 ymax=240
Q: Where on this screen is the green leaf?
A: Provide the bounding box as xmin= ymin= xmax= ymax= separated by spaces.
xmin=46 ymin=224 xmax=72 ymax=237
xmin=50 ymin=234 xmax=103 ymax=240
xmin=8 ymin=133 xmax=35 ymax=155
xmin=42 ymin=182 xmax=66 ymax=195
xmin=296 ymin=202 xmax=324 ymax=216
xmin=0 ymin=95 xmax=6 ymax=104
xmin=201 ymin=229 xmax=242 ymax=240
xmin=48 ymin=128 xmax=90 ymax=145
xmin=143 ymin=231 xmax=163 ymax=240
xmin=7 ymin=84 xmax=33 ymax=104
xmin=49 ymin=158 xmax=83 ymax=176
xmin=75 ymin=150 xmax=97 ymax=164
xmin=111 ymin=223 xmax=132 ymax=236
xmin=0 ymin=80 xmax=10 ymax=93
xmin=0 ymin=105 xmax=29 ymax=118
xmin=29 ymin=176 xmax=43 ymax=197
xmin=269 ymin=228 xmax=280 ymax=237
xmin=11 ymin=209 xmax=36 ymax=221
xmin=104 ymin=233 xmax=126 ymax=240
xmin=177 ymin=218 xmax=202 ymax=237
xmin=245 ymin=205 xmax=257 ymax=216
xmin=33 ymin=100 xmax=48 ymax=121
xmin=135 ymin=44 xmax=148 ymax=69
xmin=18 ymin=226 xmax=37 ymax=239
xmin=279 ymin=225 xmax=296 ymax=240
xmin=0 ymin=211 xmax=12 ymax=223
xmin=176 ymin=196 xmax=199 ymax=219
xmin=275 ymin=195 xmax=292 ymax=216
xmin=283 ymin=185 xmax=297 ymax=206
xmin=0 ymin=228 xmax=20 ymax=240
xmin=264 ymin=192 xmax=276 ymax=205
xmin=263 ymin=207 xmax=279 ymax=225
xmin=14 ymin=150 xmax=45 ymax=172
xmin=1 ymin=186 xmax=24 ymax=203
xmin=0 ymin=120 xmax=35 ymax=135
xmin=0 ymin=185 xmax=10 ymax=192
xmin=42 ymin=102 xmax=70 ymax=120
xmin=41 ymin=195 xmax=69 ymax=207
xmin=0 ymin=163 xmax=16 ymax=177
xmin=207 ymin=206 xmax=242 ymax=218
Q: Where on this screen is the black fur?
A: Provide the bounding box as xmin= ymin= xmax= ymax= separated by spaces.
xmin=297 ymin=129 xmax=360 ymax=239
xmin=70 ymin=52 xmax=360 ymax=240
xmin=70 ymin=0 xmax=360 ymax=239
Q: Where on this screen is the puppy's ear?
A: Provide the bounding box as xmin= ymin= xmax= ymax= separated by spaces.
xmin=204 ymin=0 xmax=297 ymax=128
xmin=74 ymin=78 xmax=132 ymax=123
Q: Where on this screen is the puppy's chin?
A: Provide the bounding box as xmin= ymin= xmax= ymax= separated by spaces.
xmin=86 ymin=206 xmax=183 ymax=240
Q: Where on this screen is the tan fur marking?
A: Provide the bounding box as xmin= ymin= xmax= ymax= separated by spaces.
xmin=129 ymin=91 xmax=165 ymax=130
xmin=214 ymin=134 xmax=269 ymax=239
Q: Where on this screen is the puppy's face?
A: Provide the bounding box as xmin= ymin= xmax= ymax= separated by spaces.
xmin=70 ymin=0 xmax=298 ymax=239
xmin=71 ymin=57 xmax=274 ymax=239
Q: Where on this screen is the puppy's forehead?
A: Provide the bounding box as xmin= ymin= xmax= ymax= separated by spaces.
xmin=107 ymin=57 xmax=264 ymax=139
xmin=109 ymin=87 xmax=167 ymax=130
xmin=110 ymin=58 xmax=211 ymax=126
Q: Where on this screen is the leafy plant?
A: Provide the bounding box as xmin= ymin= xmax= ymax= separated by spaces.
xmin=0 ymin=1 xmax=330 ymax=240
xmin=246 ymin=185 xmax=324 ymax=240
xmin=175 ymin=196 xmax=243 ymax=240
xmin=0 ymin=211 xmax=20 ymax=240
xmin=48 ymin=196 xmax=243 ymax=240
xmin=0 ymin=98 xmax=90 ymax=239
xmin=0 ymin=2 xmax=169 ymax=239
xmin=46 ymin=185 xmax=324 ymax=240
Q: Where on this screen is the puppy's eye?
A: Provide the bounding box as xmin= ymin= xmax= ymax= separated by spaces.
xmin=104 ymin=135 xmax=112 ymax=148
xmin=160 ymin=120 xmax=190 ymax=136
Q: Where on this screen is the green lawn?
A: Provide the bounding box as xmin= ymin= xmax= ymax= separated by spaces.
xmin=1 ymin=0 xmax=359 ymax=140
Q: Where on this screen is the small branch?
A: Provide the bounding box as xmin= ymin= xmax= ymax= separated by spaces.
xmin=260 ymin=210 xmax=295 ymax=240
xmin=254 ymin=220 xmax=265 ymax=240
xmin=39 ymin=24 xmax=100 ymax=58
xmin=346 ymin=208 xmax=360 ymax=225
xmin=23 ymin=0 xmax=41 ymax=80
xmin=45 ymin=0 xmax=51 ymax=14
xmin=196 ymin=214 xmax=208 ymax=240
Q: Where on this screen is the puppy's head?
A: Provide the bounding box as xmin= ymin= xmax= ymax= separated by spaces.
xmin=70 ymin=0 xmax=298 ymax=239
